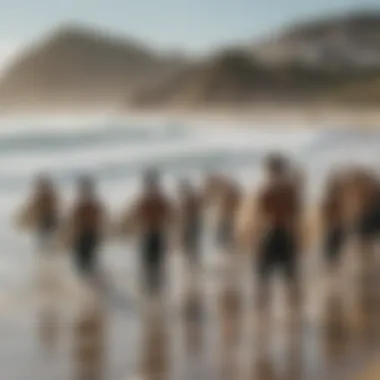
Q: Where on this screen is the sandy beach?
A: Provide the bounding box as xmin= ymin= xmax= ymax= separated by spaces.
xmin=1 ymin=239 xmax=380 ymax=380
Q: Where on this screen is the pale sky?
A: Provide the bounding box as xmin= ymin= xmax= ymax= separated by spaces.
xmin=0 ymin=0 xmax=378 ymax=63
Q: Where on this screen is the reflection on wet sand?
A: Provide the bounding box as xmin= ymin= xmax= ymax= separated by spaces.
xmin=139 ymin=309 xmax=168 ymax=380
xmin=39 ymin=304 xmax=60 ymax=352
xmin=182 ymin=286 xmax=204 ymax=355
xmin=322 ymin=293 xmax=352 ymax=373
xmin=217 ymin=284 xmax=242 ymax=380
xmin=72 ymin=284 xmax=106 ymax=380
xmin=4 ymin=244 xmax=379 ymax=380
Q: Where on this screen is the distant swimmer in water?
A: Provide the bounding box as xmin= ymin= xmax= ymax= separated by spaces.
xmin=120 ymin=168 xmax=174 ymax=296
xmin=66 ymin=176 xmax=106 ymax=277
xmin=321 ymin=172 xmax=346 ymax=270
xmin=255 ymin=153 xmax=303 ymax=309
xmin=178 ymin=179 xmax=203 ymax=271
xmin=15 ymin=174 xmax=60 ymax=253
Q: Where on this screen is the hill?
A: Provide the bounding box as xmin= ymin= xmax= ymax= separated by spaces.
xmin=131 ymin=11 xmax=380 ymax=109
xmin=130 ymin=50 xmax=361 ymax=108
xmin=1 ymin=11 xmax=380 ymax=112
xmin=324 ymin=72 xmax=380 ymax=105
xmin=250 ymin=11 xmax=380 ymax=69
xmin=131 ymin=51 xmax=272 ymax=107
xmin=0 ymin=24 xmax=187 ymax=110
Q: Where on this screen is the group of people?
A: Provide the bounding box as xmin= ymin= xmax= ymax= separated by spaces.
xmin=14 ymin=152 xmax=380 ymax=310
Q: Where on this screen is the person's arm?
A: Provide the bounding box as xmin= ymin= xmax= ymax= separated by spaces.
xmin=299 ymin=203 xmax=314 ymax=254
xmin=255 ymin=188 xmax=268 ymax=236
xmin=238 ymin=189 xmax=265 ymax=256
xmin=290 ymin=185 xmax=305 ymax=250
xmin=13 ymin=197 xmax=38 ymax=231
xmin=117 ymin=198 xmax=143 ymax=238
xmin=52 ymin=192 xmax=60 ymax=224
xmin=235 ymin=192 xmax=253 ymax=254
xmin=54 ymin=205 xmax=78 ymax=252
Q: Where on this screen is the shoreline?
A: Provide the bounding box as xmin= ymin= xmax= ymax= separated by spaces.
xmin=0 ymin=105 xmax=380 ymax=129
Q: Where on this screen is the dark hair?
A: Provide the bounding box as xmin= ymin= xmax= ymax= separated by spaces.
xmin=265 ymin=153 xmax=288 ymax=175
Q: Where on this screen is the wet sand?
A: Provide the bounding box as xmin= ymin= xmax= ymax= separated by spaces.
xmin=3 ymin=105 xmax=380 ymax=130
xmin=0 ymin=240 xmax=379 ymax=380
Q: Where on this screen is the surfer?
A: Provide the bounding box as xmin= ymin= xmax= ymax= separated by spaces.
xmin=66 ymin=176 xmax=106 ymax=277
xmin=120 ymin=168 xmax=174 ymax=296
xmin=254 ymin=153 xmax=303 ymax=309
xmin=15 ymin=174 xmax=60 ymax=254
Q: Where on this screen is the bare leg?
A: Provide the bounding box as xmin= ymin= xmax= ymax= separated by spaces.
xmin=357 ymin=238 xmax=374 ymax=278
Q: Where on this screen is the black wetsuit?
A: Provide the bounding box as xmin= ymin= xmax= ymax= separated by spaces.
xmin=141 ymin=229 xmax=167 ymax=294
xmin=324 ymin=226 xmax=345 ymax=265
xmin=257 ymin=227 xmax=297 ymax=282
xmin=256 ymin=180 xmax=299 ymax=284
xmin=183 ymin=209 xmax=202 ymax=262
xmin=72 ymin=201 xmax=102 ymax=276
xmin=356 ymin=197 xmax=380 ymax=241
xmin=135 ymin=192 xmax=171 ymax=294
xmin=74 ymin=229 xmax=99 ymax=275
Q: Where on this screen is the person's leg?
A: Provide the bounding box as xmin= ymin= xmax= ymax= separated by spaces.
xmin=285 ymin=263 xmax=301 ymax=310
xmin=144 ymin=231 xmax=167 ymax=298
xmin=325 ymin=228 xmax=344 ymax=273
xmin=255 ymin=233 xmax=274 ymax=311
xmin=282 ymin=232 xmax=301 ymax=311
xmin=74 ymin=234 xmax=96 ymax=278
xmin=185 ymin=224 xmax=200 ymax=269
xmin=82 ymin=234 xmax=98 ymax=278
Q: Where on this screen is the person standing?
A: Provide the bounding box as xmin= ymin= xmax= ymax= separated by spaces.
xmin=254 ymin=154 xmax=303 ymax=311
xmin=66 ymin=176 xmax=106 ymax=277
xmin=120 ymin=168 xmax=174 ymax=297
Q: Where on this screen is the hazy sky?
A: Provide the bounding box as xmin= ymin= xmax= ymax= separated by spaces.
xmin=0 ymin=0 xmax=378 ymax=59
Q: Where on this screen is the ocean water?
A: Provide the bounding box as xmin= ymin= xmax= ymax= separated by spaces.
xmin=0 ymin=117 xmax=379 ymax=380
xmin=0 ymin=118 xmax=378 ymax=293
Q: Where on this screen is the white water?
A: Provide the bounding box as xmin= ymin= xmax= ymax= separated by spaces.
xmin=0 ymin=116 xmax=378 ymax=304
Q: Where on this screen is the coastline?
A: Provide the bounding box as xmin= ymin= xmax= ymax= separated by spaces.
xmin=0 ymin=104 xmax=380 ymax=129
